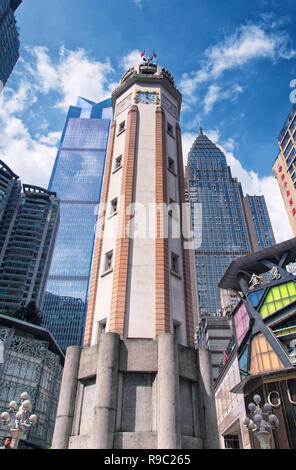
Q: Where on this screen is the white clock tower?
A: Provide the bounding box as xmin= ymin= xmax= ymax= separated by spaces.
xmin=52 ymin=57 xmax=219 ymax=450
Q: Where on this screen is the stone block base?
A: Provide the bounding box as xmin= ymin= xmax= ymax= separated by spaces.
xmin=52 ymin=334 xmax=220 ymax=449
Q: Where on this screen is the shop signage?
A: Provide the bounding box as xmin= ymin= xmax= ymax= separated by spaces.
xmin=267 ymin=389 xmax=296 ymax=408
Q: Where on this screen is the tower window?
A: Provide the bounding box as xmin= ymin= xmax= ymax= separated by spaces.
xmin=104 ymin=250 xmax=113 ymax=273
xmin=167 ymin=122 xmax=174 ymax=136
xmin=118 ymin=121 xmax=126 ymax=134
xmin=171 ymin=252 xmax=180 ymax=275
xmin=110 ymin=198 xmax=118 ymax=215
xmin=114 ymin=155 xmax=123 ymax=172
xmin=168 ymin=198 xmax=175 ymax=216
xmin=97 ymin=319 xmax=107 ymax=343
xmin=168 ymin=157 xmax=176 ymax=174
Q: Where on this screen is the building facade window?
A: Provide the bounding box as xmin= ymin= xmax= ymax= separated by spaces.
xmin=114 ymin=155 xmax=123 ymax=172
xmin=250 ymin=333 xmax=285 ymax=374
xmin=168 ymin=157 xmax=176 ymax=174
xmin=167 ymin=122 xmax=174 ymax=137
xmin=171 ymin=252 xmax=180 ymax=275
xmin=223 ymin=434 xmax=241 ymax=449
xmin=104 ymin=250 xmax=113 ymax=273
xmin=118 ymin=121 xmax=125 ymax=134
xmin=110 ymin=198 xmax=118 ymax=215
xmin=259 ymin=281 xmax=296 ymax=319
xmin=233 ymin=303 xmax=250 ymax=347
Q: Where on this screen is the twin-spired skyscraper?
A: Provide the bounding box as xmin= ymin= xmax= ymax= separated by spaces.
xmin=52 ymin=59 xmax=219 ymax=450
xmin=186 ymin=128 xmax=275 ymax=316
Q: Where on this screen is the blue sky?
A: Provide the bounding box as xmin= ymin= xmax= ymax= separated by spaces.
xmin=1 ymin=0 xmax=296 ymax=242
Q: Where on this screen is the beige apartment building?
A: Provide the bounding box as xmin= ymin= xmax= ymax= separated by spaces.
xmin=273 ymin=104 xmax=296 ymax=236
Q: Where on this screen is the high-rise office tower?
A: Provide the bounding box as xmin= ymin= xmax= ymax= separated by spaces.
xmin=0 ymin=0 xmax=22 ymax=92
xmin=273 ymin=103 xmax=296 ymax=236
xmin=243 ymin=195 xmax=275 ymax=251
xmin=0 ymin=160 xmax=59 ymax=312
xmin=42 ymin=97 xmax=113 ymax=350
xmin=52 ymin=58 xmax=219 ymax=450
xmin=0 ymin=159 xmax=20 ymax=222
xmin=186 ymin=128 xmax=275 ymax=316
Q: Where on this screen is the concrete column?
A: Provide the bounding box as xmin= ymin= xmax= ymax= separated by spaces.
xmin=157 ymin=333 xmax=181 ymax=449
xmin=52 ymin=346 xmax=82 ymax=449
xmin=198 ymin=348 xmax=220 ymax=449
xmin=90 ymin=332 xmax=120 ymax=449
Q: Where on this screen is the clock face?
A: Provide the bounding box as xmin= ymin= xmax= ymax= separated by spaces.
xmin=137 ymin=91 xmax=157 ymax=104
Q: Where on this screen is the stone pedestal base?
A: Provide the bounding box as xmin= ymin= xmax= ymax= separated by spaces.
xmin=52 ymin=333 xmax=219 ymax=449
xmin=10 ymin=429 xmax=25 ymax=449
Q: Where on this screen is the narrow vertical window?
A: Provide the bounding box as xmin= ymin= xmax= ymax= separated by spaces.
xmin=118 ymin=121 xmax=125 ymax=134
xmin=168 ymin=157 xmax=176 ymax=174
xmin=110 ymin=198 xmax=118 ymax=215
xmin=167 ymin=122 xmax=174 ymax=136
xmin=114 ymin=155 xmax=123 ymax=171
xmin=171 ymin=252 xmax=180 ymax=275
xmin=104 ymin=250 xmax=113 ymax=273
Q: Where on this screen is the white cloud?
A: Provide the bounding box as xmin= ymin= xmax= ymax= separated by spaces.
xmin=203 ymin=85 xmax=221 ymax=114
xmin=132 ymin=0 xmax=142 ymax=7
xmin=205 ymin=24 xmax=295 ymax=79
xmin=179 ymin=22 xmax=296 ymax=110
xmin=0 ymin=114 xmax=57 ymax=187
xmin=119 ymin=49 xmax=142 ymax=70
xmin=0 ymin=46 xmax=119 ymax=188
xmin=0 ymin=81 xmax=57 ymax=186
xmin=38 ymin=131 xmax=61 ymax=146
xmin=181 ymin=129 xmax=293 ymax=244
xmin=25 ymin=46 xmax=115 ymax=110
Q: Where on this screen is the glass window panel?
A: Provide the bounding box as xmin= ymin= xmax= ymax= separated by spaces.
xmin=280 ymin=284 xmax=289 ymax=297
xmin=250 ymin=334 xmax=284 ymax=374
xmin=247 ymin=288 xmax=264 ymax=306
xmin=275 ymin=300 xmax=283 ymax=311
xmin=265 ymin=290 xmax=273 ymax=302
xmin=48 ymin=204 xmax=97 ymax=277
xmin=233 ymin=303 xmax=250 ymax=347
xmin=239 ymin=346 xmax=248 ymax=371
xmin=267 ymin=302 xmax=276 ymax=315
xmin=288 ymin=282 xmax=296 ymax=295
xmin=259 ymin=282 xmax=296 ymax=319
xmin=260 ymin=304 xmax=268 ymax=317
xmin=262 ymin=354 xmax=272 ymax=369
xmin=272 ymin=286 xmax=280 ymax=300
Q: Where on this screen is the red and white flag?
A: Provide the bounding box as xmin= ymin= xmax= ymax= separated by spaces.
xmin=153 ymin=51 xmax=157 ymax=58
xmin=141 ymin=50 xmax=145 ymax=57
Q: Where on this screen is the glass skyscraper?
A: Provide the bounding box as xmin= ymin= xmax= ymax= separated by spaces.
xmin=187 ymin=128 xmax=275 ymax=316
xmin=42 ymin=97 xmax=113 ymax=350
xmin=243 ymin=195 xmax=275 ymax=251
xmin=0 ymin=159 xmax=60 ymax=312
xmin=0 ymin=0 xmax=21 ymax=91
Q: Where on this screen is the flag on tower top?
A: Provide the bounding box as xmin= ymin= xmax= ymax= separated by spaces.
xmin=141 ymin=50 xmax=145 ymax=57
xmin=153 ymin=51 xmax=157 ymax=58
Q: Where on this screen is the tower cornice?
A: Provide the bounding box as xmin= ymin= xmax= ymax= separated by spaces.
xmin=112 ymin=71 xmax=182 ymax=117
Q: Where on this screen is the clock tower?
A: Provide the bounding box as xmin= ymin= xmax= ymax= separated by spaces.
xmin=52 ymin=58 xmax=220 ymax=450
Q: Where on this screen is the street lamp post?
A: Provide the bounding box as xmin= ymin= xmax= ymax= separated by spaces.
xmin=243 ymin=394 xmax=279 ymax=449
xmin=1 ymin=392 xmax=37 ymax=449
